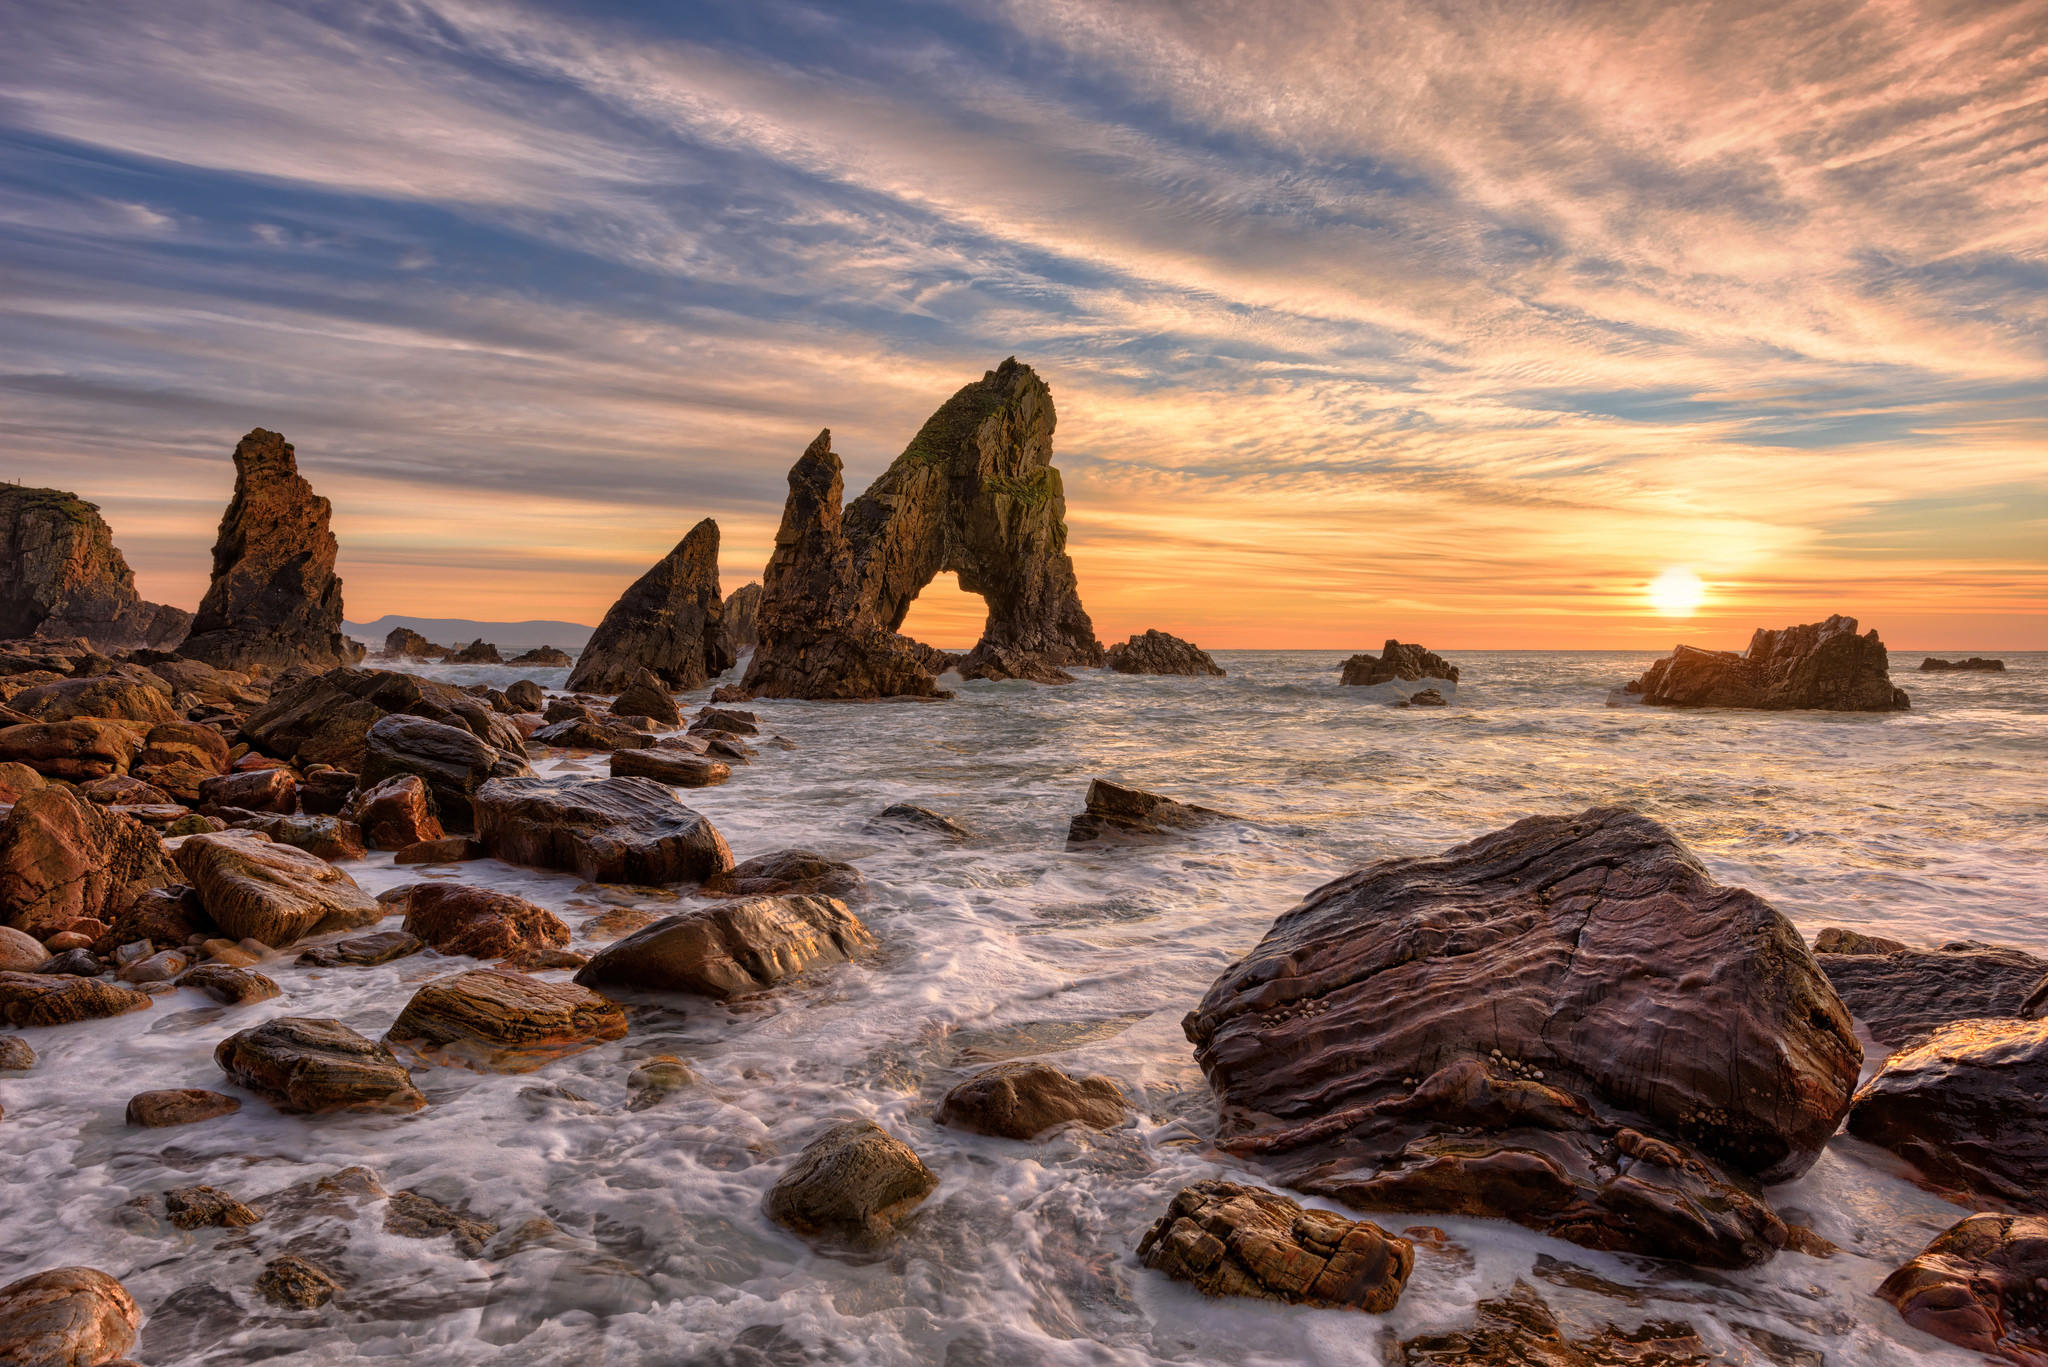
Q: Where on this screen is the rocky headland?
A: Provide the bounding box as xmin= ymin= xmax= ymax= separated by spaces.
xmin=0 ymin=485 xmax=190 ymax=650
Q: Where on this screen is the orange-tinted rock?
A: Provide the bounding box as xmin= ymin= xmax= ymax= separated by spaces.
xmin=0 ymin=761 xmax=44 ymax=803
xmin=1397 ymin=1281 xmax=1716 ymax=1365
xmin=127 ymin=1088 xmax=241 ymax=1127
xmin=1623 ymin=614 xmax=1908 ymax=711
xmin=179 ymin=964 xmax=280 ymax=1005
xmin=198 ymin=767 xmax=297 ymax=814
xmin=937 ymin=1060 xmax=1129 ymax=1139
xmin=704 ymin=850 xmax=864 ymax=899
xmin=393 ymin=835 xmax=482 ymax=865
xmin=474 ymin=776 xmax=732 ymax=885
xmin=8 ymin=671 xmax=177 ymax=725
xmin=256 ymin=1254 xmax=339 ymax=1309
xmin=216 ymin=1016 xmax=426 ymax=1114
xmin=173 ymin=831 xmax=380 ymax=948
xmin=0 ymin=1265 xmax=141 ymax=1365
xmin=1816 ymin=937 xmax=2048 ymax=1046
xmin=384 ymin=968 xmax=626 ymax=1073
xmin=764 ymin=1120 xmax=937 ymax=1248
xmin=230 ymin=813 xmax=365 ymax=862
xmin=394 ymin=883 xmax=569 ymax=960
xmin=137 ymin=720 xmax=231 ymax=775
xmin=0 ymin=719 xmax=143 ymax=780
xmin=359 ymin=713 xmax=530 ymax=833
xmin=1065 ymin=779 xmax=1232 ymax=846
xmin=1878 ymin=1213 xmax=2048 ymax=1365
xmin=239 ymin=666 xmax=528 ymax=772
xmin=0 ymin=972 xmax=151 ymax=1027
xmin=607 ymin=747 xmax=728 ymax=788
xmin=1137 ymin=1180 xmax=1412 ymax=1311
xmin=0 ymin=482 xmax=188 ymax=648
xmin=1107 ymin=629 xmax=1225 ymax=677
xmin=353 ymin=774 xmax=443 ymax=850
xmin=163 ymin=1184 xmax=261 ymax=1230
xmin=574 ymin=893 xmax=870 ymax=1000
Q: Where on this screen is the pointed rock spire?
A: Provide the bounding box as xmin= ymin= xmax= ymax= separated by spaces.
xmin=565 ymin=517 xmax=732 ymax=694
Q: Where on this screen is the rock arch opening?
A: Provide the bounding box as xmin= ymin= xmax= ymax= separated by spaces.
xmin=897 ymin=572 xmax=988 ymax=651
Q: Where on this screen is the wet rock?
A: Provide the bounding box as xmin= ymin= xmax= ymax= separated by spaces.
xmin=1137 ymin=1179 xmax=1412 ymax=1311
xmin=359 ymin=712 xmax=531 ymax=833
xmin=178 ymin=429 xmax=363 ymax=674
xmin=504 ymin=679 xmax=545 ymax=710
xmin=78 ymin=774 xmax=172 ymax=807
xmin=393 ymin=883 xmax=570 ymax=960
xmin=256 ymin=1254 xmax=339 ymax=1310
xmin=474 ymin=775 xmax=733 ymax=885
xmin=0 ymin=761 xmax=44 ymax=803
xmin=0 ymin=1036 xmax=32 ymax=1070
xmin=936 ymin=1060 xmax=1130 ymax=1139
xmin=871 ymin=803 xmax=969 ymax=840
xmin=508 ymin=645 xmax=570 ymax=668
xmin=764 ymin=1120 xmax=938 ymax=1248
xmin=382 ymin=627 xmax=441 ymax=660
xmin=0 ymin=973 xmax=150 ymax=1027
xmin=115 ymin=948 xmax=189 ymax=984
xmin=1622 ymin=614 xmax=1908 ymax=710
xmin=239 ymin=666 xmax=528 ymax=772
xmin=39 ymin=947 xmax=103 ymax=977
xmin=701 ymin=734 xmax=752 ymax=764
xmin=0 ymin=925 xmax=47 ymax=972
xmin=179 ymin=963 xmax=280 ymax=1005
xmin=689 ymin=707 xmax=758 ymax=736
xmin=0 ymin=482 xmax=189 ymax=648
xmin=1814 ymin=936 xmax=2048 ymax=1045
xmin=352 ymin=773 xmax=444 ymax=850
xmin=296 ymin=930 xmax=424 ymax=967
xmin=1878 ymin=1212 xmax=2047 ymax=1365
xmin=197 ymin=767 xmax=296 ymax=814
xmin=704 ymin=850 xmax=864 ymax=900
xmin=385 ymin=1189 xmax=498 ymax=1257
xmin=230 ymin=812 xmax=366 ymax=862
xmin=1396 ymin=1281 xmax=1716 ymax=1365
xmin=567 ymin=519 xmax=733 ymax=694
xmin=1847 ymin=1017 xmax=2047 ymax=1212
xmin=1812 ymin=926 xmax=1908 ymax=955
xmin=1920 ymin=656 xmax=2005 ymax=671
xmin=9 ymin=671 xmax=176 ymax=726
xmin=91 ymin=886 xmax=211 ymax=958
xmin=0 ymin=719 xmax=142 ymax=781
xmin=164 ymin=814 xmax=226 ymax=837
xmin=608 ymin=668 xmax=683 ymax=728
xmin=608 ymin=747 xmax=729 ymax=788
xmin=530 ymin=715 xmax=654 ymax=751
xmin=723 ymin=582 xmax=762 ymax=654
xmin=444 ymin=638 xmax=502 ymax=664
xmin=0 ymin=785 xmax=169 ymax=939
xmin=0 ymin=1266 xmax=141 ymax=1365
xmin=574 ymin=894 xmax=872 ymax=1001
xmin=1181 ymin=806 xmax=1862 ymax=1268
xmin=394 ymin=835 xmax=483 ymax=865
xmin=173 ymin=831 xmax=380 ymax=948
xmin=164 ymin=1184 xmax=262 ymax=1230
xmin=626 ymin=1054 xmax=697 ymax=1110
xmin=1106 ymin=629 xmax=1225 ymax=677
xmin=127 ymin=1087 xmax=242 ymax=1127
xmin=1065 ymin=779 xmax=1233 ymax=846
xmin=1340 ymin=640 xmax=1460 ymax=687
xmin=385 ymin=968 xmax=627 ymax=1073
xmin=1399 ymin=688 xmax=1447 ymax=708
xmin=215 ymin=1016 xmax=427 ymax=1114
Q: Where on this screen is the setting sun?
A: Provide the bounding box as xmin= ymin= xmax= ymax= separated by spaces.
xmin=1647 ymin=566 xmax=1707 ymax=617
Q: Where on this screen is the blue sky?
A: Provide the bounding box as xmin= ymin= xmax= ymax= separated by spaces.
xmin=2 ymin=0 xmax=2043 ymax=646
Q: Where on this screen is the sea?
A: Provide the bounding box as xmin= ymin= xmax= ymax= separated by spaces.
xmin=2 ymin=649 xmax=2042 ymax=1365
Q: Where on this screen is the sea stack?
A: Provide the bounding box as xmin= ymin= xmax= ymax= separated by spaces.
xmin=178 ymin=429 xmax=363 ymax=674
xmin=566 ymin=517 xmax=732 ymax=694
xmin=0 ymin=486 xmax=190 ymax=648
xmin=1621 ymin=614 xmax=1907 ymax=711
xmin=723 ymin=582 xmax=762 ymax=654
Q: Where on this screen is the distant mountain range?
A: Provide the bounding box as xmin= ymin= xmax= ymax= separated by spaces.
xmin=343 ymin=616 xmax=594 ymax=652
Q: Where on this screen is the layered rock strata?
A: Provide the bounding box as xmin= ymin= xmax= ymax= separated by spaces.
xmin=1136 ymin=1180 xmax=1412 ymax=1311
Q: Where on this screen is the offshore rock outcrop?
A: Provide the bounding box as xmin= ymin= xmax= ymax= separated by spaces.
xmin=1106 ymin=629 xmax=1225 ymax=677
xmin=1621 ymin=614 xmax=1907 ymax=710
xmin=1920 ymin=656 xmax=2004 ymax=672
xmin=566 ymin=518 xmax=731 ymax=694
xmin=742 ymin=360 xmax=1102 ymax=699
xmin=179 ymin=429 xmax=363 ymax=674
xmin=0 ymin=485 xmax=190 ymax=649
xmin=1340 ymin=640 xmax=1458 ymax=687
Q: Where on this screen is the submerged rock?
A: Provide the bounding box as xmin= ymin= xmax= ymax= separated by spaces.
xmin=567 ymin=519 xmax=733 ymax=694
xmin=0 ymin=785 xmax=170 ymax=938
xmin=174 ymin=831 xmax=380 ymax=948
xmin=1814 ymin=934 xmax=2048 ymax=1045
xmin=1847 ymin=1017 xmax=2047 ymax=1212
xmin=1181 ymin=806 xmax=1861 ymax=1268
xmin=394 ymin=883 xmax=570 ymax=961
xmin=704 ymin=850 xmax=864 ymax=900
xmin=1878 ymin=1213 xmax=2047 ymax=1365
xmin=1339 ymin=640 xmax=1459 ymax=687
xmin=870 ymin=803 xmax=969 ymax=840
xmin=1399 ymin=688 xmax=1447 ymax=708
xmin=1136 ymin=1180 xmax=1412 ymax=1312
xmin=0 ymin=1266 xmax=141 ymax=1366
xmin=385 ymin=1189 xmax=498 ymax=1257
xmin=385 ymin=968 xmax=626 ymax=1073
xmin=215 ymin=1016 xmax=427 ymax=1114
xmin=257 ymin=1254 xmax=339 ymax=1309
xmin=574 ymin=894 xmax=871 ymax=1000
xmin=126 ymin=1088 xmax=241 ymax=1128
xmin=359 ymin=713 xmax=531 ymax=833
xmin=0 ymin=972 xmax=151 ymax=1028
xmin=164 ymin=1184 xmax=262 ymax=1230
xmin=474 ymin=776 xmax=733 ymax=885
xmin=1105 ymin=629 xmax=1225 ymax=677
xmin=1621 ymin=614 xmax=1908 ymax=710
xmin=1065 ymin=779 xmax=1234 ymax=846
xmin=936 ymin=1060 xmax=1129 ymax=1139
xmin=1920 ymin=656 xmax=2005 ymax=671
xmin=764 ymin=1120 xmax=938 ymax=1249
xmin=178 ymin=429 xmax=364 ymax=674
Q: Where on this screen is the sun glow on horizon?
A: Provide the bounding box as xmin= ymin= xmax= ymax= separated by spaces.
xmin=1647 ymin=566 xmax=1708 ymax=617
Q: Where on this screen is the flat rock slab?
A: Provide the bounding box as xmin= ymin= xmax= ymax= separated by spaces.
xmin=0 ymin=1266 xmax=140 ymax=1366
xmin=1848 ymin=1017 xmax=2048 ymax=1212
xmin=474 ymin=775 xmax=733 ymax=885
xmin=0 ymin=972 xmax=151 ymax=1027
xmin=128 ymin=1088 xmax=242 ymax=1127
xmin=608 ymin=747 xmax=729 ymax=788
xmin=354 ymin=773 xmax=444 ymax=851
xmin=385 ymin=968 xmax=626 ymax=1073
xmin=1880 ymin=1213 xmax=2047 ymax=1365
xmin=1066 ymin=780 xmax=1233 ymax=846
xmin=1816 ymin=937 xmax=2048 ymax=1045
xmin=764 ymin=1119 xmax=937 ymax=1249
xmin=216 ymin=1016 xmax=427 ymax=1114
xmin=1181 ymin=806 xmax=1862 ymax=1269
xmin=936 ymin=1060 xmax=1129 ymax=1139
xmin=1137 ymin=1179 xmax=1412 ymax=1311
xmin=296 ymin=930 xmax=424 ymax=967
xmin=394 ymin=883 xmax=569 ymax=960
xmin=174 ymin=831 xmax=381 ymax=948
xmin=574 ymin=894 xmax=872 ymax=1001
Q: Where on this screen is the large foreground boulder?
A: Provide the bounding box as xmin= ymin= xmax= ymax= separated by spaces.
xmin=1065 ymin=779 xmax=1233 ymax=846
xmin=1879 ymin=1213 xmax=2047 ymax=1365
xmin=0 ymin=482 xmax=188 ymax=648
xmin=1105 ymin=629 xmax=1225 ymax=677
xmin=0 ymin=785 xmax=170 ymax=937
xmin=1136 ymin=1180 xmax=1412 ymax=1312
xmin=215 ymin=1016 xmax=426 ymax=1114
xmin=574 ymin=894 xmax=870 ymax=1000
xmin=174 ymin=831 xmax=381 ymax=947
xmin=385 ymin=968 xmax=626 ymax=1073
xmin=0 ymin=1266 xmax=141 ymax=1366
xmin=1847 ymin=1017 xmax=2047 ymax=1212
xmin=1181 ymin=806 xmax=1861 ymax=1268
xmin=1621 ymin=614 xmax=1908 ymax=710
xmin=359 ymin=713 xmax=532 ymax=832
xmin=764 ymin=1120 xmax=937 ymax=1249
xmin=1339 ymin=640 xmax=1458 ymax=687
xmin=1814 ymin=932 xmax=2048 ymax=1045
xmin=566 ymin=519 xmax=732 ymax=694
xmin=178 ymin=428 xmax=364 ymax=673
xmin=473 ymin=776 xmax=732 ymax=884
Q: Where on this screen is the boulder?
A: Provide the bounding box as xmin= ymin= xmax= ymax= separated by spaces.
xmin=1621 ymin=614 xmax=1908 ymax=710
xmin=382 ymin=626 xmax=440 ymax=660
xmin=359 ymin=712 xmax=531 ymax=832
xmin=474 ymin=776 xmax=733 ymax=885
xmin=0 ymin=1035 xmax=33 ymax=1070
xmin=607 ymin=748 xmax=728 ymax=788
xmin=723 ymin=582 xmax=762 ymax=653
xmin=1399 ymin=688 xmax=1447 ymax=708
xmin=393 ymin=883 xmax=570 ymax=960
xmin=444 ymin=639 xmax=501 ymax=664
xmin=0 ymin=719 xmax=142 ymax=780
xmin=566 ymin=518 xmax=732 ymax=694
xmin=7 ymin=671 xmax=176 ymax=725
xmin=1065 ymin=779 xmax=1233 ymax=846
xmin=352 ymin=773 xmax=444 ymax=850
xmin=1339 ymin=640 xmax=1459 ymax=687
xmin=173 ymin=831 xmax=381 ymax=947
xmin=38 ymin=948 xmax=102 ymax=977
xmin=607 ymin=668 xmax=682 ymax=728
xmin=871 ymin=803 xmax=969 ymax=839
xmin=529 ymin=716 xmax=653 ymax=751
xmin=198 ymin=767 xmax=297 ymax=814
xmin=506 ymin=646 xmax=570 ymax=668
xmin=0 ymin=483 xmax=188 ymax=648
xmin=1878 ymin=1213 xmax=2047 ymax=1365
xmin=296 ymin=930 xmax=424 ymax=967
xmin=385 ymin=968 xmax=627 ymax=1072
xmin=1920 ymin=656 xmax=2006 ymax=672
xmin=179 ymin=964 xmax=280 ymax=1005
xmin=1814 ymin=934 xmax=2048 ymax=1045
xmin=688 ymin=707 xmax=758 ymax=736
xmin=126 ymin=1088 xmax=242 ymax=1127
xmin=256 ymin=1255 xmax=339 ymax=1309
xmin=705 ymin=850 xmax=864 ymax=900
xmin=0 ymin=926 xmax=45 ymax=972
xmin=1847 ymin=1017 xmax=2047 ymax=1212
xmin=0 ymin=786 xmax=170 ymax=938
xmin=1106 ymin=629 xmax=1225 ymax=677
xmin=394 ymin=835 xmax=482 ymax=865
xmin=78 ymin=774 xmax=172 ymax=807
xmin=178 ymin=429 xmax=364 ymax=673
xmin=574 ymin=894 xmax=871 ymax=1000
xmin=163 ymin=1184 xmax=261 ymax=1230
xmin=0 ymin=761 xmax=44 ymax=803
xmin=1136 ymin=1180 xmax=1412 ymax=1311
xmin=91 ymin=886 xmax=212 ymax=956
xmin=504 ymin=679 xmax=545 ymax=711
xmin=0 ymin=1266 xmax=140 ymax=1366
xmin=215 ymin=1016 xmax=427 ymax=1114
xmin=1397 ymin=1281 xmax=1717 ymax=1365
xmin=385 ymin=1189 xmax=498 ymax=1256
xmin=936 ymin=1061 xmax=1129 ymax=1139
xmin=1181 ymin=806 xmax=1862 ymax=1268
xmin=297 ymin=769 xmax=359 ymax=816
xmin=239 ymin=666 xmax=528 ymax=771
xmin=136 ymin=720 xmax=231 ymax=773
xmin=764 ymin=1120 xmax=937 ymax=1248
xmin=230 ymin=812 xmax=365 ymax=862
xmin=0 ymin=972 xmax=151 ymax=1027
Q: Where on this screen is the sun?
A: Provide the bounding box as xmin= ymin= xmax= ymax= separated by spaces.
xmin=1646 ymin=566 xmax=1707 ymax=617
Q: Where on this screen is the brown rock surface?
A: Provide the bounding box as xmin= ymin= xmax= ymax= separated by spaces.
xmin=1878 ymin=1213 xmax=2047 ymax=1365
xmin=1136 ymin=1179 xmax=1412 ymax=1311
xmin=936 ymin=1060 xmax=1129 ymax=1139
xmin=353 ymin=773 xmax=444 ymax=850
xmin=198 ymin=767 xmax=297 ymax=814
xmin=126 ymin=1088 xmax=241 ymax=1127
xmin=1622 ymin=614 xmax=1908 ymax=710
xmin=0 ymin=1035 xmax=34 ymax=1069
xmin=474 ymin=775 xmax=733 ymax=884
xmin=574 ymin=893 xmax=871 ymax=1000
xmin=0 ymin=926 xmax=44 ymax=972
xmin=393 ymin=835 xmax=482 ymax=865
xmin=764 ymin=1120 xmax=938 ymax=1248
xmin=174 ymin=831 xmax=380 ymax=947
xmin=257 ymin=1254 xmax=339 ymax=1309
xmin=359 ymin=712 xmax=531 ymax=833
xmin=0 ymin=1266 xmax=141 ymax=1366
xmin=178 ymin=429 xmax=363 ymax=673
xmin=608 ymin=747 xmax=729 ymax=788
xmin=382 ymin=626 xmax=441 ymax=660
xmin=567 ymin=519 xmax=733 ymax=693
xmin=230 ymin=812 xmax=365 ymax=862
xmin=1340 ymin=640 xmax=1460 ymax=687
xmin=295 ymin=929 xmax=423 ymax=967
xmin=723 ymin=581 xmax=762 ymax=653
xmin=443 ymin=639 xmax=501 ymax=664
xmin=530 ymin=715 xmax=653 ymax=751
xmin=1920 ymin=656 xmax=2006 ymax=671
xmin=1065 ymin=779 xmax=1233 ymax=846
xmin=0 ymin=785 xmax=169 ymax=937
xmin=0 ymin=719 xmax=143 ymax=780
xmin=385 ymin=968 xmax=627 ymax=1072
xmin=179 ymin=963 xmax=280 ymax=1005
xmin=1181 ymin=806 xmax=1861 ymax=1268
xmin=1396 ymin=1281 xmax=1716 ymax=1366
xmin=1815 ymin=936 xmax=2047 ymax=1045
xmin=506 ymin=646 xmax=570 ymax=668
xmin=385 ymin=1189 xmax=498 ymax=1257
xmin=7 ymin=671 xmax=176 ymax=725
xmin=1847 ymin=1017 xmax=2047 ymax=1212
xmin=1106 ymin=629 xmax=1225 ymax=677
xmin=164 ymin=1184 xmax=262 ymax=1230
xmin=216 ymin=1016 xmax=426 ymax=1114
xmin=704 ymin=850 xmax=864 ymax=899
xmin=0 ymin=483 xmax=189 ymax=648
xmin=609 ymin=669 xmax=683 ymax=727
xmin=394 ymin=883 xmax=569 ymax=960
xmin=240 ymin=666 xmax=528 ymax=772
xmin=0 ymin=972 xmax=151 ymax=1027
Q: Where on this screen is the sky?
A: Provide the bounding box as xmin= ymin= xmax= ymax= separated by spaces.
xmin=1 ymin=0 xmax=2043 ymax=650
